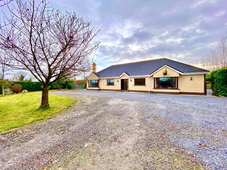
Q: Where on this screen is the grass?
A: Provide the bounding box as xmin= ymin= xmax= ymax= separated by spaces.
xmin=0 ymin=92 xmax=76 ymax=132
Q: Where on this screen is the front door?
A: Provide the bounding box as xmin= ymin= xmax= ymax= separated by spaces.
xmin=121 ymin=79 xmax=128 ymax=90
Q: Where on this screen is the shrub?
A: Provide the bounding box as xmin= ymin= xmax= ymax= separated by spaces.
xmin=205 ymin=73 xmax=212 ymax=82
xmin=50 ymin=80 xmax=73 ymax=90
xmin=12 ymin=84 xmax=22 ymax=93
xmin=0 ymin=80 xmax=12 ymax=94
xmin=50 ymin=81 xmax=66 ymax=90
xmin=67 ymin=83 xmax=72 ymax=89
xmin=211 ymin=68 xmax=227 ymax=96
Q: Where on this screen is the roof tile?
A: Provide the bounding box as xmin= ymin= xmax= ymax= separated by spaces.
xmin=97 ymin=58 xmax=209 ymax=78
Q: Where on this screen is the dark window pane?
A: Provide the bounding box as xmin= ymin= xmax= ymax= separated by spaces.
xmin=155 ymin=77 xmax=177 ymax=89
xmin=107 ymin=79 xmax=114 ymax=85
xmin=135 ymin=78 xmax=145 ymax=85
xmin=171 ymin=78 xmax=177 ymax=88
xmin=88 ymin=80 xmax=99 ymax=87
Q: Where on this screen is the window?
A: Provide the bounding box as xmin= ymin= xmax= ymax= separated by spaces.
xmin=134 ymin=78 xmax=146 ymax=86
xmin=155 ymin=77 xmax=177 ymax=89
xmin=88 ymin=80 xmax=99 ymax=87
xmin=107 ymin=79 xmax=114 ymax=85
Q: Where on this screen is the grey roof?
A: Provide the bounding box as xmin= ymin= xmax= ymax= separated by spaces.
xmin=96 ymin=58 xmax=209 ymax=78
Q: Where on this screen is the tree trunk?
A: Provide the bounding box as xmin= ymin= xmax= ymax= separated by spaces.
xmin=1 ymin=79 xmax=4 ymax=95
xmin=40 ymin=83 xmax=49 ymax=109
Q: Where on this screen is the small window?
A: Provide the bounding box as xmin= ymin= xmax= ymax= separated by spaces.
xmin=134 ymin=78 xmax=146 ymax=86
xmin=88 ymin=80 xmax=99 ymax=87
xmin=107 ymin=79 xmax=114 ymax=85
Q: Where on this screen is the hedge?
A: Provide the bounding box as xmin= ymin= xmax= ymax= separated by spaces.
xmin=12 ymin=80 xmax=75 ymax=92
xmin=205 ymin=73 xmax=212 ymax=82
xmin=211 ymin=68 xmax=227 ymax=96
xmin=1 ymin=79 xmax=85 ymax=93
xmin=13 ymin=81 xmax=42 ymax=92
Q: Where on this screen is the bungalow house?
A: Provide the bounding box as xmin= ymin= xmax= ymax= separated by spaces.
xmin=87 ymin=58 xmax=209 ymax=95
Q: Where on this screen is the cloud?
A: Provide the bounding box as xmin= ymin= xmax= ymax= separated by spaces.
xmin=215 ymin=10 xmax=226 ymax=16
xmin=48 ymin=0 xmax=227 ymax=70
xmin=122 ymin=30 xmax=154 ymax=45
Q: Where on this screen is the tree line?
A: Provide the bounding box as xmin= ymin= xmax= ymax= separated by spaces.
xmin=200 ymin=33 xmax=227 ymax=70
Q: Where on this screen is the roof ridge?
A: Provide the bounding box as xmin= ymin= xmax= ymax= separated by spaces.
xmin=110 ymin=58 xmax=167 ymax=67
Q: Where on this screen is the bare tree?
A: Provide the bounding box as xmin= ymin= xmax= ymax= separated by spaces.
xmin=219 ymin=35 xmax=227 ymax=68
xmin=201 ymin=33 xmax=227 ymax=70
xmin=0 ymin=54 xmax=10 ymax=95
xmin=0 ymin=0 xmax=100 ymax=108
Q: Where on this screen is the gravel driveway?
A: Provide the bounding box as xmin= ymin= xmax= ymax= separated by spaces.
xmin=0 ymin=90 xmax=226 ymax=170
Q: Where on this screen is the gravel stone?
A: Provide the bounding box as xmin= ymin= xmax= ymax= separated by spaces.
xmin=0 ymin=90 xmax=226 ymax=170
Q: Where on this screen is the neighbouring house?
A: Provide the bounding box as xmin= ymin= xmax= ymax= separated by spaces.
xmin=87 ymin=58 xmax=209 ymax=95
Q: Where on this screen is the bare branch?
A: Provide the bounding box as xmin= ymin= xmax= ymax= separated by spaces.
xmin=0 ymin=0 xmax=13 ymax=7
xmin=0 ymin=0 xmax=100 ymax=108
xmin=200 ymin=33 xmax=227 ymax=70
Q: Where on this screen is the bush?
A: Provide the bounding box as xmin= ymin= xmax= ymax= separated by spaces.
xmin=0 ymin=80 xmax=12 ymax=94
xmin=50 ymin=80 xmax=73 ymax=90
xmin=211 ymin=68 xmax=227 ymax=96
xmin=50 ymin=81 xmax=67 ymax=90
xmin=67 ymin=83 xmax=72 ymax=89
xmin=13 ymin=81 xmax=42 ymax=92
xmin=12 ymin=84 xmax=22 ymax=93
xmin=205 ymin=73 xmax=212 ymax=82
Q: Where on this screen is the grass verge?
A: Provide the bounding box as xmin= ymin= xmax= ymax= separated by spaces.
xmin=0 ymin=92 xmax=76 ymax=132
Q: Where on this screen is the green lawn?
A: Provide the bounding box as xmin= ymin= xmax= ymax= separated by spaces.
xmin=0 ymin=92 xmax=76 ymax=132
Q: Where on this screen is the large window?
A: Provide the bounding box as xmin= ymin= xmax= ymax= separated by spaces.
xmin=107 ymin=79 xmax=114 ymax=85
xmin=135 ymin=78 xmax=146 ymax=86
xmin=88 ymin=80 xmax=99 ymax=87
xmin=155 ymin=77 xmax=177 ymax=89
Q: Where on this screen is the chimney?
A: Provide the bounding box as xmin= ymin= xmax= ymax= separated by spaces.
xmin=92 ymin=63 xmax=96 ymax=73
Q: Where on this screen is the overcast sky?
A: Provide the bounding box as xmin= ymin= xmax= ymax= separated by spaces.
xmin=48 ymin=0 xmax=227 ymax=71
xmin=1 ymin=0 xmax=226 ymax=73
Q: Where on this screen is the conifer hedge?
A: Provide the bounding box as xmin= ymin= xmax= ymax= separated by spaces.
xmin=211 ymin=68 xmax=227 ymax=96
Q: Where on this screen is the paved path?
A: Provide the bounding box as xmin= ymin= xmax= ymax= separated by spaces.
xmin=0 ymin=90 xmax=226 ymax=170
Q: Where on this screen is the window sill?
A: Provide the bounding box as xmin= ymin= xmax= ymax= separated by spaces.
xmin=154 ymin=88 xmax=179 ymax=90
xmin=134 ymin=85 xmax=146 ymax=86
xmin=107 ymin=85 xmax=115 ymax=86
